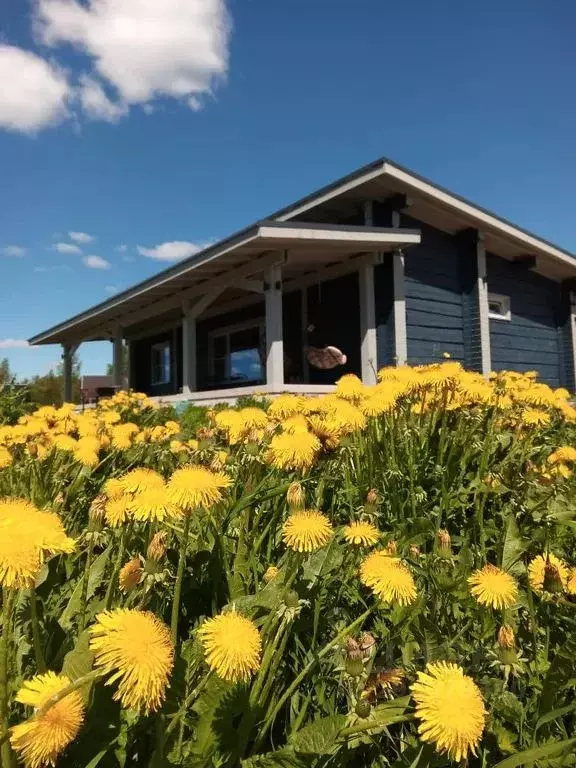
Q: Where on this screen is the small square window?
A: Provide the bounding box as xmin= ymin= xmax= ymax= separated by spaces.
xmin=488 ymin=293 xmax=511 ymax=321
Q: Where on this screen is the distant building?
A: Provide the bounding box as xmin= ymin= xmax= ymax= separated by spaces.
xmin=31 ymin=157 xmax=576 ymax=403
xmin=80 ymin=375 xmax=116 ymax=404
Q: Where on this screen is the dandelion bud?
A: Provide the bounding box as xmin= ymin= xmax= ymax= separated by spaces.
xmin=263 ymin=565 xmax=279 ymax=584
xmin=409 ymin=545 xmax=420 ymax=559
xmin=497 ymin=625 xmax=515 ymax=650
xmin=285 ymin=589 xmax=300 ymax=609
xmin=345 ymin=636 xmax=362 ymax=661
xmin=358 ymin=632 xmax=376 ymax=658
xmin=286 ymin=481 xmax=305 ymax=509
xmin=119 ymin=558 xmax=143 ymax=592
xmin=146 ymin=531 xmax=168 ymax=563
xmin=346 ymin=657 xmax=364 ymax=677
xmin=436 ymin=529 xmax=452 ymax=558
xmin=543 ymin=559 xmax=564 ymax=593
xmin=196 ymin=427 xmax=215 ymax=441
xmin=355 ymin=698 xmax=371 ymax=719
xmin=366 ymin=489 xmax=379 ymax=506
xmin=385 ymin=539 xmax=398 ymax=556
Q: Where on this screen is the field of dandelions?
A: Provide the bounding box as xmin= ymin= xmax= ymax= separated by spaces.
xmin=0 ymin=364 xmax=576 ymax=768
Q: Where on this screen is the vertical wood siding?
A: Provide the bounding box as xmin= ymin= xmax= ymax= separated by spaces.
xmin=131 ymin=329 xmax=177 ymax=397
xmin=487 ymin=253 xmax=564 ymax=387
xmin=401 ymin=215 xmax=465 ymax=364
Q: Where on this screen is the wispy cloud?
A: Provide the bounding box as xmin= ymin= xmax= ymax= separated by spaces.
xmin=53 ymin=242 xmax=82 ymax=255
xmin=0 ymin=338 xmax=32 ymax=349
xmin=83 ymin=255 xmax=110 ymax=269
xmin=69 ymin=231 xmax=94 ymax=244
xmin=1 ymin=245 xmax=26 ymax=257
xmin=116 ymin=244 xmax=128 ymax=253
xmin=137 ymin=240 xmax=209 ymax=263
xmin=104 ymin=284 xmax=120 ymax=294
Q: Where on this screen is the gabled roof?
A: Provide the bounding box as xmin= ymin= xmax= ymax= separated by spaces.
xmin=29 ymin=156 xmax=576 ymax=346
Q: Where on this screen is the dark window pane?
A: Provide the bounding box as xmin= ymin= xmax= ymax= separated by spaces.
xmin=213 ymin=335 xmax=227 ymax=358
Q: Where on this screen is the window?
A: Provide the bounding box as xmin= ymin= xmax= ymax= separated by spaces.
xmin=210 ymin=322 xmax=264 ymax=386
xmin=151 ymin=341 xmax=171 ymax=385
xmin=488 ymin=293 xmax=511 ymax=321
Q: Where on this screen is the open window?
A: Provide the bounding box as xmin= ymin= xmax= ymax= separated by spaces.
xmin=210 ymin=321 xmax=265 ymax=386
xmin=488 ymin=292 xmax=511 ymax=321
xmin=151 ymin=341 xmax=171 ymax=385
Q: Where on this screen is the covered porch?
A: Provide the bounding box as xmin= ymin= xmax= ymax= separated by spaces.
xmin=29 ymin=219 xmax=421 ymax=403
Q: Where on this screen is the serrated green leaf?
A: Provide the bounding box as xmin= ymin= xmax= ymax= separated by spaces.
xmin=59 ymin=546 xmax=111 ymax=631
xmin=289 ymin=714 xmax=347 ymax=755
xmin=492 ymin=737 xmax=576 ymax=767
xmin=61 ymin=631 xmax=95 ymax=704
xmin=501 ymin=514 xmax=525 ymax=575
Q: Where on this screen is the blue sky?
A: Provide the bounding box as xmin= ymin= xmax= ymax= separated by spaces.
xmin=1 ymin=0 xmax=575 ymax=378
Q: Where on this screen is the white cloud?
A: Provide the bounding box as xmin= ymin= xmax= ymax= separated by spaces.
xmin=54 ymin=241 xmax=82 ymax=254
xmin=83 ymin=254 xmax=110 ymax=269
xmin=78 ymin=75 xmax=127 ymax=122
xmin=0 ymin=339 xmax=31 ymax=349
xmin=2 ymin=245 xmax=26 ymax=257
xmin=137 ymin=240 xmax=207 ymax=263
xmin=0 ymin=45 xmax=70 ymax=133
xmin=36 ymin=0 xmax=230 ymax=117
xmin=116 ymin=244 xmax=127 ymax=253
xmin=104 ymin=284 xmax=119 ymax=294
xmin=69 ymin=231 xmax=94 ymax=244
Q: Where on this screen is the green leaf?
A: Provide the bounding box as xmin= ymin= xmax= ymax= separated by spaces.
xmin=61 ymin=631 xmax=95 ymax=704
xmin=492 ymin=738 xmax=576 ymax=767
xmin=501 ymin=514 xmax=525 ymax=576
xmin=241 ymin=751 xmax=306 ymax=768
xmin=535 ymin=702 xmax=576 ymax=734
xmin=289 ymin=714 xmax=347 ymax=755
xmin=59 ymin=546 xmax=111 ymax=631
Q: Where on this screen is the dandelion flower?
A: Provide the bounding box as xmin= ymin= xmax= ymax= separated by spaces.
xmin=104 ymin=495 xmax=133 ymax=528
xmin=167 ymin=465 xmax=231 ymax=512
xmin=89 ymin=609 xmax=174 ymax=713
xmin=119 ymin=468 xmax=164 ymax=496
xmin=238 ymin=407 xmax=268 ymax=429
xmin=103 ymin=477 xmax=124 ymax=499
xmin=10 ymin=671 xmax=84 ymax=768
xmin=268 ymin=430 xmax=321 ymax=472
xmin=130 ymin=487 xmax=178 ymax=522
xmin=359 ymin=551 xmax=417 ymax=606
xmin=528 ymin=553 xmax=569 ymax=594
xmin=411 ymin=661 xmax=486 ymax=762
xmin=548 ymin=446 xmax=576 ymax=464
xmin=520 ymin=409 xmax=550 ymax=427
xmin=268 ymin=394 xmax=306 ymax=420
xmin=343 ymin=521 xmax=380 ymax=547
xmin=119 ymin=558 xmax=143 ymax=591
xmin=282 ymin=509 xmax=333 ymax=552
xmin=199 ymin=611 xmax=261 ymax=683
xmin=335 ymin=374 xmax=365 ymax=402
xmin=0 ymin=527 xmax=42 ymax=588
xmin=0 ymin=446 xmax=12 ymax=468
xmin=263 ymin=565 xmax=279 ymax=583
xmin=468 ymin=564 xmax=518 ymax=609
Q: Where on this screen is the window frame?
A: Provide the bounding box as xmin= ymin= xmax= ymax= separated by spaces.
xmin=208 ymin=319 xmax=265 ymax=386
xmin=487 ymin=292 xmax=511 ymax=322
xmin=150 ymin=340 xmax=172 ymax=386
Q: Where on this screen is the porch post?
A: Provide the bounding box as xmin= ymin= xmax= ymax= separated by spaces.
xmin=264 ymin=262 xmax=284 ymax=389
xmin=62 ymin=344 xmax=73 ymax=402
xmin=476 ymin=233 xmax=492 ymax=378
xmin=112 ymin=330 xmax=124 ymax=389
xmin=391 ymin=211 xmax=408 ymax=365
xmin=125 ymin=340 xmax=132 ymax=390
xmin=360 ymin=201 xmax=378 ymax=384
xmin=182 ymin=305 xmax=197 ymax=395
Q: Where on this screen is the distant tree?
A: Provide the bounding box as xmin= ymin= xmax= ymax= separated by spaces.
xmin=24 ymin=352 xmax=82 ymax=406
xmin=0 ymin=358 xmax=13 ymax=387
xmin=106 ymin=344 xmax=129 ymax=381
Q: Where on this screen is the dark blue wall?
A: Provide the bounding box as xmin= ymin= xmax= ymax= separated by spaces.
xmin=487 ymin=253 xmax=565 ymax=387
xmin=401 ymin=215 xmax=466 ymax=364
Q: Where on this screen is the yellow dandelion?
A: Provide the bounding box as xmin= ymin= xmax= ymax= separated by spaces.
xmin=119 ymin=558 xmax=143 ymax=591
xmin=89 ymin=609 xmax=174 ymax=713
xmin=103 ymin=477 xmax=125 ymax=499
xmin=198 ymin=610 xmax=261 ymax=683
xmin=10 ymin=671 xmax=85 ymax=768
xmin=547 ymin=445 xmax=576 ymax=464
xmin=238 ymin=407 xmax=268 ymax=429
xmin=282 ymin=509 xmax=333 ymax=552
xmin=411 ymin=661 xmax=486 ymax=762
xmin=0 ymin=527 xmax=42 ymax=588
xmin=528 ymin=553 xmax=569 ymax=593
xmin=263 ymin=565 xmax=279 ymax=583
xmin=520 ymin=409 xmax=551 ymax=427
xmin=307 ymin=415 xmax=342 ymax=450
xmin=566 ymin=568 xmax=576 ymax=596
xmin=130 ymin=487 xmax=178 ymax=522
xmin=104 ymin=495 xmax=133 ymax=528
xmin=268 ymin=430 xmax=321 ymax=472
xmin=335 ymin=373 xmax=366 ymax=402
xmin=119 ymin=468 xmax=164 ymax=496
xmin=167 ymin=465 xmax=231 ymax=512
xmin=343 ymin=521 xmax=380 ymax=546
xmin=0 ymin=446 xmax=12 ymax=468
xmin=268 ymin=394 xmax=307 ymax=420
xmin=359 ymin=551 xmax=417 ymax=606
xmin=468 ymin=564 xmax=518 ymax=609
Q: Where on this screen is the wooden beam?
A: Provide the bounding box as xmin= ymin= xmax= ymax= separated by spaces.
xmin=476 ymin=232 xmax=492 ymax=377
xmin=512 ymin=254 xmax=537 ymax=269
xmin=381 ymin=194 xmax=414 ymax=214
xmin=265 ymin=263 xmax=284 ymax=387
xmin=237 ymin=278 xmax=264 ymax=294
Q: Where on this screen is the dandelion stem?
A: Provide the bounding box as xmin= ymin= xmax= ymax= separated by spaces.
xmin=29 ymin=586 xmax=46 ymax=673
xmin=0 ymin=589 xmax=15 ymax=768
xmin=35 ymin=670 xmax=104 ymax=718
xmin=104 ymin=527 xmax=127 ymax=611
xmin=78 ymin=536 xmax=95 ymax=635
xmin=171 ymin=513 xmax=191 ymax=645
